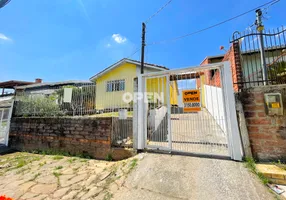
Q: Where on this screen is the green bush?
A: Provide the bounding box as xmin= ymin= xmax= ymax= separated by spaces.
xmin=15 ymin=95 xmax=62 ymax=117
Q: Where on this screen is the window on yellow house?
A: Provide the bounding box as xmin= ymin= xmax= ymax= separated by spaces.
xmin=106 ymin=79 xmax=125 ymax=92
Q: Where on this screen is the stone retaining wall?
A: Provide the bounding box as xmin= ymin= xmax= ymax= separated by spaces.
xmin=9 ymin=117 xmax=112 ymax=159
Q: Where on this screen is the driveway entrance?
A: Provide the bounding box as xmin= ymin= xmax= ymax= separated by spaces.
xmin=136 ymin=62 xmax=242 ymax=161
xmin=113 ymin=153 xmax=275 ymax=200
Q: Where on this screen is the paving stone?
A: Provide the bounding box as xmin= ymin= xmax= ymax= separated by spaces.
xmin=76 ymin=191 xmax=86 ymax=199
xmin=109 ymin=182 xmax=119 ymax=193
xmin=70 ymin=183 xmax=83 ymax=190
xmin=61 ymin=190 xmax=78 ymax=200
xmin=4 ymin=179 xmax=26 ymax=189
xmin=20 ymin=192 xmax=39 ymax=199
xmin=61 ymin=168 xmax=74 ymax=175
xmin=80 ymin=187 xmax=103 ymax=200
xmin=85 ymin=174 xmax=98 ymax=186
xmin=28 ymin=194 xmax=49 ymax=200
xmin=99 ymin=171 xmax=111 ymax=181
xmin=37 ymin=175 xmax=58 ymax=184
xmin=13 ymin=181 xmax=37 ymax=199
xmin=77 ymin=169 xmax=89 ymax=175
xmin=53 ymin=187 xmax=70 ymax=198
xmin=93 ymin=191 xmax=107 ymax=200
xmin=0 ymin=189 xmax=15 ymax=198
xmin=60 ymin=174 xmax=76 ymax=181
xmin=96 ymin=179 xmax=107 ymax=187
xmin=22 ymin=173 xmax=39 ymax=182
xmin=31 ymin=184 xmax=58 ymax=194
xmin=115 ymin=176 xmax=126 ymax=187
xmin=61 ymin=174 xmax=87 ymax=187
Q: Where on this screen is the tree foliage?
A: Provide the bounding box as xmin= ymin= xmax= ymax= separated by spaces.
xmin=268 ymin=61 xmax=286 ymax=84
xmin=14 ymin=95 xmax=62 ymax=117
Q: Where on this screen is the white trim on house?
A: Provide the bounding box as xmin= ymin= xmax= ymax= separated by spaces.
xmin=89 ymin=58 xmax=169 ymax=81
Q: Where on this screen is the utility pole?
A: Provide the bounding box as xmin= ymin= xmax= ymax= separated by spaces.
xmin=255 ymin=9 xmax=268 ymax=85
xmin=141 ymin=22 xmax=146 ymax=74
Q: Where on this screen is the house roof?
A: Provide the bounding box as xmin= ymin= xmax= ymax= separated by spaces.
xmin=15 ymin=80 xmax=93 ymax=90
xmin=200 ymin=54 xmax=225 ymax=65
xmin=0 ymin=80 xmax=34 ymax=89
xmin=89 ymin=58 xmax=169 ymax=81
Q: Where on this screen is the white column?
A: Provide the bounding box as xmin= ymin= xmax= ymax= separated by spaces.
xmin=221 ymin=61 xmax=243 ymax=161
xmin=137 ymin=75 xmax=145 ymax=149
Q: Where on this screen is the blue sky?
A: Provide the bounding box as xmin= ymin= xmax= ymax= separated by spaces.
xmin=0 ymin=0 xmax=285 ymax=82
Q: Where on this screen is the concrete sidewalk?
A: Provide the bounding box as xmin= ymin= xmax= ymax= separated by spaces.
xmin=113 ymin=153 xmax=275 ymax=200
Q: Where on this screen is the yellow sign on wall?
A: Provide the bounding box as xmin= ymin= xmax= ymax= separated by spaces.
xmin=182 ymin=89 xmax=201 ymax=112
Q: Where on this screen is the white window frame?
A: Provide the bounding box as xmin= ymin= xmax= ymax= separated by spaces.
xmin=106 ymin=79 xmax=125 ymax=92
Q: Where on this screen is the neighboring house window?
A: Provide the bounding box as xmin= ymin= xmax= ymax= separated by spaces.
xmin=106 ymin=80 xmax=125 ymax=92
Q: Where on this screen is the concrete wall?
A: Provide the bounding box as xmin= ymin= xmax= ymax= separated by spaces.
xmin=9 ymin=117 xmax=112 ymax=159
xmin=239 ymin=85 xmax=286 ymax=161
xmin=204 ymin=85 xmax=226 ymax=133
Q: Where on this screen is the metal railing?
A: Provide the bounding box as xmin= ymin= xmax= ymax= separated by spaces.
xmin=14 ymin=83 xmax=96 ymax=117
xmin=13 ymin=78 xmax=135 ymax=147
xmin=231 ymin=26 xmax=286 ymax=88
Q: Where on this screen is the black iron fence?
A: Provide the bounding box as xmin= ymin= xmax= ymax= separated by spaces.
xmin=231 ymin=26 xmax=286 ymax=88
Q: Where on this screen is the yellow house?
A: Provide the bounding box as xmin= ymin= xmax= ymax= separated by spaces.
xmin=89 ymin=58 xmax=178 ymax=111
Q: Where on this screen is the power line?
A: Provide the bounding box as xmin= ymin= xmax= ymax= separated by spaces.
xmin=147 ymin=0 xmax=280 ymax=45
xmin=145 ymin=0 xmax=173 ymax=24
xmin=126 ymin=48 xmax=141 ymax=59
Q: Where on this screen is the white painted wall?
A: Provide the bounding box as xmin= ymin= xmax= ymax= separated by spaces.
xmin=148 ymin=106 xmax=167 ymax=131
xmin=204 ymin=85 xmax=226 ymax=133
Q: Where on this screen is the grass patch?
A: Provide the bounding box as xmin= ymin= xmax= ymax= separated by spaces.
xmin=30 ymin=173 xmax=41 ymax=181
xmin=16 ymin=167 xmax=29 ymax=174
xmin=39 ymin=161 xmax=46 ymax=167
xmin=72 ymin=167 xmax=80 ymax=172
xmin=55 ymin=166 xmax=63 ymax=170
xmin=16 ymin=159 xmax=27 ymax=168
xmin=273 ymin=160 xmax=286 ymax=171
xmin=91 ymin=111 xmax=133 ymax=118
xmin=245 ymin=157 xmax=269 ymax=185
xmin=103 ymin=191 xmax=113 ymax=200
xmin=53 ymin=155 xmax=64 ymax=160
xmin=105 ymin=153 xmax=113 ymax=161
xmin=53 ymin=171 xmax=62 ymax=178
xmin=129 ymin=158 xmax=138 ymax=170
xmin=67 ymin=158 xmax=77 ymax=163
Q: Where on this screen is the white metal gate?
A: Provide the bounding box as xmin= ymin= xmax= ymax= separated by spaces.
xmin=0 ymin=101 xmax=13 ymax=146
xmin=136 ymin=62 xmax=242 ymax=161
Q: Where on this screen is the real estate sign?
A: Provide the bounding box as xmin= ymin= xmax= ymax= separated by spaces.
xmin=182 ymin=89 xmax=201 ymax=112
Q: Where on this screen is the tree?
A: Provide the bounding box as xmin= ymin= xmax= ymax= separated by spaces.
xmin=56 ymin=85 xmax=96 ymax=116
xmin=268 ymin=61 xmax=286 ymax=84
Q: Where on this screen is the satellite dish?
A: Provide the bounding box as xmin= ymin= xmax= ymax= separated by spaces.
xmin=0 ymin=0 xmax=11 ymax=9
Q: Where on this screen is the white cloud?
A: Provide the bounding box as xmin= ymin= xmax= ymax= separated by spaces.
xmin=0 ymin=33 xmax=12 ymax=41
xmin=112 ymin=34 xmax=127 ymax=44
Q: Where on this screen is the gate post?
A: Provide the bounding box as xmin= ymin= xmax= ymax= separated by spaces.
xmin=221 ymin=61 xmax=243 ymax=161
xmin=136 ymin=75 xmax=145 ymax=150
xmin=133 ymin=78 xmax=138 ymax=149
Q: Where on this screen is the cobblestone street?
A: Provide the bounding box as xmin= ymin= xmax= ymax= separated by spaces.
xmin=0 ymin=152 xmax=139 ymax=200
